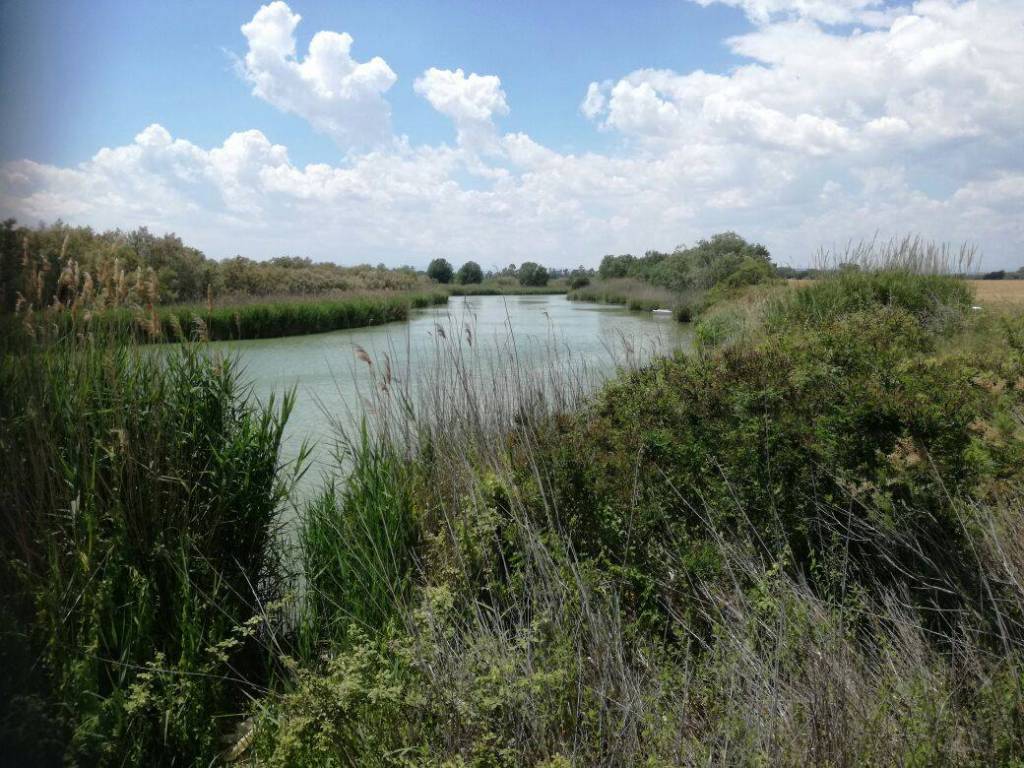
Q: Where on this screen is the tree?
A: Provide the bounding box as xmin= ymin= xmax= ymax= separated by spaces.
xmin=517 ymin=262 xmax=549 ymax=287
xmin=426 ymin=258 xmax=454 ymax=284
xmin=456 ymin=261 xmax=483 ymax=284
xmin=568 ymin=268 xmax=591 ymax=289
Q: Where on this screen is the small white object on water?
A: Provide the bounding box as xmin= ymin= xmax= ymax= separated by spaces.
xmin=972 ymin=305 xmax=982 ymax=310
xmin=652 ymin=308 xmax=673 ymax=315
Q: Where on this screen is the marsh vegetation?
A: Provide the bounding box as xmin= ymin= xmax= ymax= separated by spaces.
xmin=2 ymin=235 xmax=1024 ymax=766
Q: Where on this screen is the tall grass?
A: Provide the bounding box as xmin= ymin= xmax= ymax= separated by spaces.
xmin=299 ymin=424 xmax=418 ymax=653
xmin=62 ymin=290 xmax=450 ymax=342
xmin=569 ymin=277 xmax=697 ymax=320
xmin=0 ymin=320 xmax=301 ymax=764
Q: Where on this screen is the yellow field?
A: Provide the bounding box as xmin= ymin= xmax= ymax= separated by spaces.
xmin=971 ymin=280 xmax=1024 ymax=306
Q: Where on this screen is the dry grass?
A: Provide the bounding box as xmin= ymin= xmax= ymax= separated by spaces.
xmin=972 ymin=280 xmax=1024 ymax=307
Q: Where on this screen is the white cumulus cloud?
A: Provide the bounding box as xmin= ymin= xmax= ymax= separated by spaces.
xmin=240 ymin=1 xmax=397 ymax=148
xmin=1 ymin=0 xmax=1023 ymax=269
xmin=414 ymin=68 xmax=509 ymax=149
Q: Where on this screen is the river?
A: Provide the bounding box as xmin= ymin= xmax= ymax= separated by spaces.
xmin=212 ymin=294 xmax=690 ymax=497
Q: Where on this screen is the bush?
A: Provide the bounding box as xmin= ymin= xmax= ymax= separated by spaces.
xmin=456 ymin=261 xmax=483 ymax=285
xmin=517 ymin=261 xmax=550 ymax=287
xmin=427 ymin=258 xmax=454 ymax=284
xmin=768 ymin=268 xmax=973 ymax=333
xmin=567 ymin=270 xmax=591 ymax=289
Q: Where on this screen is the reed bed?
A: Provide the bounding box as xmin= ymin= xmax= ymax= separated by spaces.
xmin=569 ymin=277 xmax=696 ymax=320
xmin=0 ymin=326 xmax=302 ymax=765
xmin=446 ymin=280 xmax=568 ymax=296
xmin=50 ymin=289 xmax=450 ymax=342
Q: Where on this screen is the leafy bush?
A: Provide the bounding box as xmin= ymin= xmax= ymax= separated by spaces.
xmin=567 ymin=269 xmax=591 ymax=289
xmin=517 ymin=261 xmax=550 ymax=287
xmin=456 ymin=261 xmax=484 ymax=284
xmin=427 ymin=258 xmax=455 ymax=284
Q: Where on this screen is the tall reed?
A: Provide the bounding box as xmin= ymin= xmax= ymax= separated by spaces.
xmin=0 ymin=317 xmax=300 ymax=763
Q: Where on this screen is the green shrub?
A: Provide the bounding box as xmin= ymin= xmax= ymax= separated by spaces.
xmin=428 ymin=258 xmax=454 ymax=284
xmin=456 ymin=261 xmax=484 ymax=285
xmin=769 ymin=268 xmax=973 ymax=333
xmin=0 ymin=337 xmax=295 ymax=765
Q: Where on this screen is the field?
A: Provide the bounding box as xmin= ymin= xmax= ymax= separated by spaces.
xmin=972 ymin=279 xmax=1024 ymax=306
xmin=790 ymin=277 xmax=1024 ymax=308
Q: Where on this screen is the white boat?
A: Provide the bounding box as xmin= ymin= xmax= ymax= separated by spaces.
xmin=652 ymin=308 xmax=673 ymax=315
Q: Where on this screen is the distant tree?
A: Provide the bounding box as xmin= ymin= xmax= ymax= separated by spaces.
xmin=427 ymin=258 xmax=454 ymax=284
xmin=517 ymin=262 xmax=549 ymax=287
xmin=456 ymin=261 xmax=483 ymax=284
xmin=982 ymin=270 xmax=1006 ymax=280
xmin=568 ymin=268 xmax=591 ymax=289
xmin=598 ymin=254 xmax=636 ymax=280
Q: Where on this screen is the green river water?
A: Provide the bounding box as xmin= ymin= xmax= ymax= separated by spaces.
xmin=212 ymin=294 xmax=691 ymax=498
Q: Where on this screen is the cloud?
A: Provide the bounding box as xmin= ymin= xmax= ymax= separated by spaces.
xmin=239 ymin=1 xmax=397 ymax=148
xmin=584 ymin=1 xmax=1024 ymax=158
xmin=414 ymin=68 xmax=509 ymax=149
xmin=1 ymin=0 xmax=1023 ymax=269
xmin=689 ymin=0 xmax=899 ymax=26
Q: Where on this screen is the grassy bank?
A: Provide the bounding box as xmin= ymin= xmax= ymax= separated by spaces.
xmin=257 ymin=251 xmax=1024 ymax=765
xmin=446 ymin=277 xmax=568 ymax=296
xmin=4 ymin=240 xmax=1024 ymax=765
xmin=51 ymin=290 xmax=450 ymax=342
xmin=569 ymin=276 xmax=695 ymax=318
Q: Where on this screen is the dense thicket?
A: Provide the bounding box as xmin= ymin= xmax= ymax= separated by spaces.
xmin=571 ymin=232 xmax=779 ymax=321
xmin=0 ymin=219 xmax=428 ymax=307
xmin=0 ymin=333 xmax=296 ymax=766
xmin=597 ymin=231 xmax=775 ymax=291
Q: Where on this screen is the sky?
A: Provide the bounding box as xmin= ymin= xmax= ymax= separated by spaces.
xmin=1 ymin=0 xmax=1022 ymax=270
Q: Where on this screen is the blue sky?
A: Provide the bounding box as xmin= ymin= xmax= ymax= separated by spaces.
xmin=0 ymin=0 xmax=746 ymax=166
xmin=1 ymin=0 xmax=1022 ymax=269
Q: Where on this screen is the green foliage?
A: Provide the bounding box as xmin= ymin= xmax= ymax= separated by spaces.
xmin=567 ymin=269 xmax=591 ymax=289
xmin=456 ymin=261 xmax=484 ymax=285
xmin=300 ymin=428 xmax=418 ymax=651
xmin=0 ymin=219 xmax=437 ymax=307
xmin=0 ymin=335 xmax=296 ymax=766
xmin=581 ymin=233 xmax=776 ymax=321
xmin=427 ymin=258 xmax=455 ymax=284
xmin=517 ymin=261 xmax=550 ymax=287
xmin=597 ymin=233 xmax=775 ymax=293
xmin=535 ymin=279 xmax=1021 ymax=636
xmin=768 ymin=267 xmax=973 ymax=332
xmin=48 ymin=290 xmax=448 ymax=342
xmin=446 ymin=278 xmax=567 ymax=296
xmin=7 ymin=237 xmax=1024 ymax=767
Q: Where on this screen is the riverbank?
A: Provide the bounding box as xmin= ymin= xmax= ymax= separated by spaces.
xmin=3 ymin=248 xmax=1024 ymax=765
xmin=446 ymin=278 xmax=568 ymax=296
xmin=56 ymin=289 xmax=451 ymax=342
